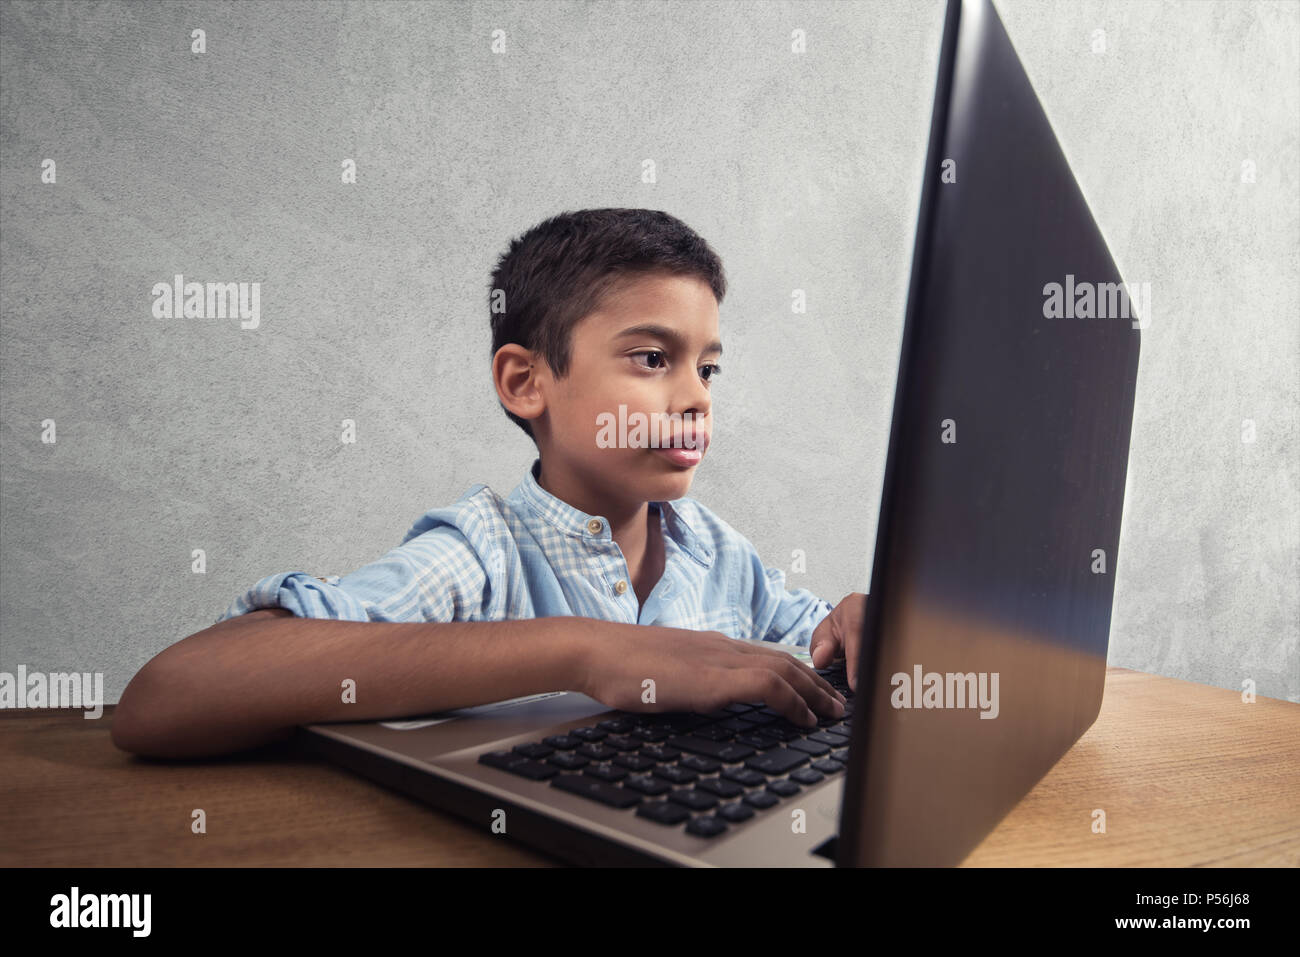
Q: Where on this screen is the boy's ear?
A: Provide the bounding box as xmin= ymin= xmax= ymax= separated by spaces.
xmin=493 ymin=344 xmax=546 ymax=425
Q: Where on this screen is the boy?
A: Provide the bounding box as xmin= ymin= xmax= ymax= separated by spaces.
xmin=112 ymin=208 xmax=866 ymax=759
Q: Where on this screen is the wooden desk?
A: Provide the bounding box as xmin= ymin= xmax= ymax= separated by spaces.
xmin=1 ymin=666 xmax=1296 ymax=866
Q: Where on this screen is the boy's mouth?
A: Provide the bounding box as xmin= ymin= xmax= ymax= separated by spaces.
xmin=650 ymin=430 xmax=709 ymax=467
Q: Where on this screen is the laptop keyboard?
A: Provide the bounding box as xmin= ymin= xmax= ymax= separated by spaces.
xmin=476 ymin=659 xmax=854 ymax=840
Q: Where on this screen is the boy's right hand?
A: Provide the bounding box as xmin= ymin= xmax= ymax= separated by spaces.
xmin=577 ymin=623 xmax=847 ymax=728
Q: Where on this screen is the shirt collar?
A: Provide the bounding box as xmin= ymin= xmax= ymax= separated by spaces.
xmin=509 ymin=457 xmax=714 ymax=567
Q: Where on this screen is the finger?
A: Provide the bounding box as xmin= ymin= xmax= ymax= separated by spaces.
xmin=809 ymin=631 xmax=839 ymax=669
xmin=846 ymin=626 xmax=860 ymax=693
xmin=743 ymin=668 xmax=821 ymax=728
xmin=742 ymin=643 xmax=845 ymax=705
xmin=843 ymin=600 xmax=866 ymax=693
xmin=765 ymin=655 xmax=845 ymax=721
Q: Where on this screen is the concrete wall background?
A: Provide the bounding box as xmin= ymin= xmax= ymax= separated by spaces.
xmin=1 ymin=0 xmax=1296 ymax=704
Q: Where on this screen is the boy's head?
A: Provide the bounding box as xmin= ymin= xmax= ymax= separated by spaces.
xmin=489 ymin=208 xmax=727 ymax=510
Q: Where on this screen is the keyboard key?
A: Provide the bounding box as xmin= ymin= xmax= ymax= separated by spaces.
xmin=767 ymin=779 xmax=802 ymax=797
xmin=597 ymin=718 xmax=632 ymax=733
xmin=788 ymin=739 xmax=830 ymax=756
xmin=636 ymin=800 xmax=690 ymax=825
xmin=603 ymin=734 xmax=641 ymax=751
xmin=685 ymin=815 xmax=728 ymax=837
xmin=721 ymin=767 xmax=767 ymax=787
xmin=653 ymin=765 xmax=698 ymax=785
xmin=693 ymin=725 xmax=736 ymax=742
xmin=512 ymin=742 xmax=553 ymax=759
xmin=723 ymin=702 xmax=756 ymax=714
xmin=718 ymin=801 xmax=756 ymax=822
xmin=718 ymin=717 xmax=755 ymax=733
xmin=698 ymin=709 xmax=734 ymax=722
xmin=612 ymin=753 xmax=657 ymax=772
xmin=550 ymin=773 xmax=641 ymax=808
xmin=577 ymin=742 xmax=618 ymax=760
xmin=667 ymin=736 xmax=755 ymax=762
xmin=743 ymin=790 xmax=780 ymax=810
xmin=630 ymin=727 xmax=670 ymax=742
xmin=810 ymin=730 xmax=849 ymax=747
xmin=738 ymin=712 xmax=778 ymax=727
xmin=745 ymin=749 xmax=809 ymax=775
xmin=769 ymin=718 xmax=806 ymax=734
xmin=668 ymin=789 xmax=719 ymax=811
xmin=735 ymin=733 xmax=780 ymax=751
xmin=584 ymin=763 xmax=628 ymax=782
xmin=831 ymin=748 xmax=850 ymax=762
xmin=696 ymin=777 xmax=745 ymax=798
xmin=659 ymin=714 xmax=709 ymax=732
xmin=679 ymin=754 xmax=721 ymax=774
xmin=570 ymin=727 xmax=607 ymax=742
xmin=789 ymin=767 xmax=825 ymax=785
xmin=478 ymin=750 xmax=559 ymax=780
xmin=812 ymin=758 xmax=844 ymax=774
xmin=546 ymin=752 xmax=589 ymax=770
xmin=639 ymin=743 xmax=682 ymax=762
xmin=624 ymin=774 xmax=671 ymax=796
xmin=543 ymin=734 xmax=580 ymax=750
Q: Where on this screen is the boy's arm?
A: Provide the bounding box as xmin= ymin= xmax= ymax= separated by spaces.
xmin=110 ymin=609 xmax=594 ymax=759
xmin=112 ymin=608 xmax=848 ymax=760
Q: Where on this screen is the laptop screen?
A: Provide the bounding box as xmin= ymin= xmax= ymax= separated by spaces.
xmin=838 ymin=0 xmax=1142 ymax=866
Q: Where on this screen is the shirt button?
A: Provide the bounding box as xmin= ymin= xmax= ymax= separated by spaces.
xmin=587 ymin=519 xmax=603 ymax=534
xmin=614 ymin=580 xmax=627 ymax=595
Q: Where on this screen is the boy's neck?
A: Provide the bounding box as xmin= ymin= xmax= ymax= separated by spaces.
xmin=535 ymin=456 xmax=648 ymax=535
xmin=535 ymin=456 xmax=662 ymax=592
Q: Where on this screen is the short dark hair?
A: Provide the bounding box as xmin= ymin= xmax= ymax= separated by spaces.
xmin=488 ymin=208 xmax=727 ymax=443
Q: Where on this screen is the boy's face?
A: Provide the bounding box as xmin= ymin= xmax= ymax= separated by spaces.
xmin=531 ymin=272 xmax=721 ymax=510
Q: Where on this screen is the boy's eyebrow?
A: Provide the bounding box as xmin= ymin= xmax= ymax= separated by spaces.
xmin=612 ymin=323 xmax=723 ymax=357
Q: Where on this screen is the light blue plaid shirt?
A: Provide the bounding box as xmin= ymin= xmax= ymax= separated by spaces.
xmin=215 ymin=457 xmax=833 ymax=647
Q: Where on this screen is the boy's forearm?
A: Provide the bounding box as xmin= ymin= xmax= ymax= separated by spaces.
xmin=112 ymin=611 xmax=596 ymax=759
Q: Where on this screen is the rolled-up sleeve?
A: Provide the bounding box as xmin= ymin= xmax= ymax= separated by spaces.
xmin=214 ymin=571 xmax=373 ymax=623
xmin=214 ymin=498 xmax=494 ymax=625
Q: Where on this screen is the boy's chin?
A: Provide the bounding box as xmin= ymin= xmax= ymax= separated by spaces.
xmin=643 ymin=464 xmax=696 ymax=495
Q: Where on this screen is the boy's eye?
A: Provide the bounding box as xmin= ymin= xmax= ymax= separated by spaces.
xmin=632 ymin=349 xmax=667 ymax=370
xmin=631 ymin=351 xmax=723 ymax=382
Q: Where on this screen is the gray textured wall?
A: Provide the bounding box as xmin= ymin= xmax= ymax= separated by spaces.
xmin=1 ymin=0 xmax=1296 ymax=705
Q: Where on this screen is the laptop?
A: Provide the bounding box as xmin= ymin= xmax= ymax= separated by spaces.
xmin=297 ymin=0 xmax=1142 ymax=867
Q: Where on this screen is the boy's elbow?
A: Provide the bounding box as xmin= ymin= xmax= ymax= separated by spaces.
xmin=114 ymin=655 xmax=223 ymax=759
xmin=111 ymin=610 xmax=292 ymax=757
xmin=111 ymin=663 xmax=174 ymax=757
xmin=111 ymin=658 xmax=294 ymax=760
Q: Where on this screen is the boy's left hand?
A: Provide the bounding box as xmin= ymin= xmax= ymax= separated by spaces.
xmin=808 ymin=592 xmax=869 ymax=691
